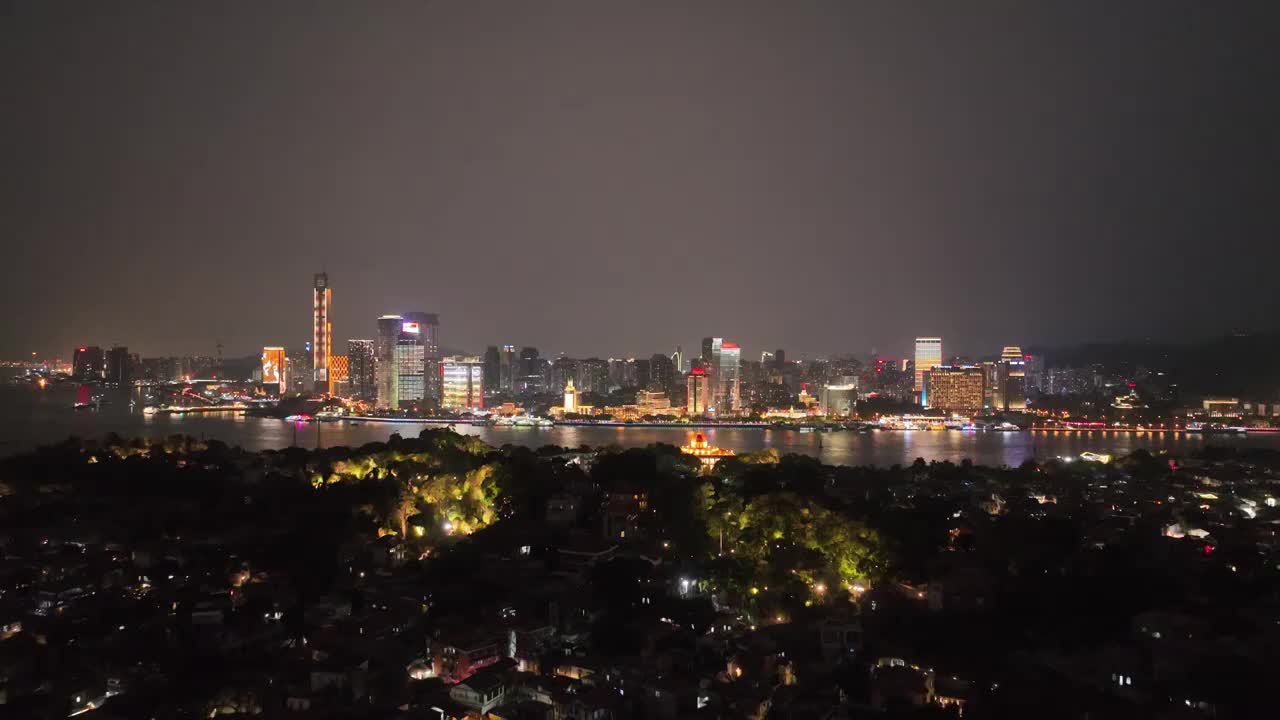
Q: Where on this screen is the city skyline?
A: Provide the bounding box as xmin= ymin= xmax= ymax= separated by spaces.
xmin=4 ymin=3 xmax=1279 ymax=360
xmin=3 ymin=6 xmax=1279 ymax=718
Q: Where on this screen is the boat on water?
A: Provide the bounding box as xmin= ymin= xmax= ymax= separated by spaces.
xmin=142 ymin=406 xmax=159 ymax=416
xmin=1187 ymin=422 xmax=1247 ymax=435
xmin=493 ymin=415 xmax=553 ymax=428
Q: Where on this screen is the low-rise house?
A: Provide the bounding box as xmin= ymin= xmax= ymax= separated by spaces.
xmin=869 ymin=658 xmax=934 ymax=710
xmin=449 ymin=663 xmax=511 ymax=715
xmin=816 ymin=615 xmax=863 ymax=663
xmin=431 ymin=627 xmax=505 ymax=683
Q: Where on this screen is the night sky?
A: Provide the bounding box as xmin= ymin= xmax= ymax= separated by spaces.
xmin=4 ymin=1 xmax=1278 ymax=362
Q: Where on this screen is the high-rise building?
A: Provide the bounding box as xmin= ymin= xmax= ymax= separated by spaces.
xmin=313 ymin=273 xmax=332 ymax=394
xmin=701 ymin=337 xmax=721 ymax=367
xmin=820 ymin=384 xmax=857 ymax=416
xmin=924 ymin=365 xmax=985 ymax=414
xmin=774 ymin=349 xmax=786 ymax=368
xmin=141 ymin=357 xmax=179 ymax=383
xmin=686 ymin=367 xmax=710 ymax=416
xmin=608 ymin=358 xmax=637 ymax=388
xmin=401 ymin=312 xmax=440 ymax=403
xmin=375 ymin=315 xmax=403 ymax=409
xmin=396 ymin=322 xmax=426 ymax=407
xmin=287 ymin=345 xmax=312 ymax=395
xmin=499 ymin=345 xmax=516 ymax=392
xmin=483 ymin=346 xmax=501 ymax=394
xmin=442 ymin=356 xmax=484 ymax=410
xmin=551 ymin=357 xmax=578 ymax=394
xmin=993 ymin=346 xmax=1027 ymax=411
xmin=518 ymin=347 xmax=543 ymax=392
xmin=105 ymin=346 xmax=132 ymax=386
xmin=649 ymin=353 xmax=675 ymax=394
xmin=329 ymin=355 xmax=350 ymax=396
xmin=981 ymin=361 xmax=999 ymax=408
xmin=914 ymin=337 xmax=943 ymax=402
xmin=672 ymin=346 xmax=684 ymax=375
xmin=701 ymin=337 xmax=722 ymax=411
xmin=347 ymin=339 xmax=375 ymax=400
xmin=261 ymin=347 xmax=287 ymax=393
xmin=1024 ymin=353 xmax=1046 ymax=396
xmin=715 ymin=342 xmax=742 ymax=414
xmin=72 ymin=346 xmax=105 ymax=381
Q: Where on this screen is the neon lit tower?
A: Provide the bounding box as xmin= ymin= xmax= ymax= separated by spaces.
xmin=313 ymin=273 xmax=332 ymax=394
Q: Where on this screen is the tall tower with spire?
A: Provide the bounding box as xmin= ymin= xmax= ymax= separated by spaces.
xmin=313 ymin=273 xmax=332 ymax=394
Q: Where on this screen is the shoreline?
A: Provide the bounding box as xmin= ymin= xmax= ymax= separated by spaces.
xmin=320 ymin=415 xmax=1279 ymax=435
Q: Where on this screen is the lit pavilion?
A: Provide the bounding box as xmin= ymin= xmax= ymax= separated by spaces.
xmin=680 ymin=432 xmax=735 ymax=469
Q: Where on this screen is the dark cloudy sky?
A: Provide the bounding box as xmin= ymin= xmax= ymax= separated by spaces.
xmin=4 ymin=1 xmax=1278 ymax=362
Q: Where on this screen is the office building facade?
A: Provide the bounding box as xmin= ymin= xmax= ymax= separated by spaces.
xmin=329 ymin=355 xmax=349 ymax=396
xmin=686 ymin=366 xmax=710 ymax=416
xmin=73 ymin=346 xmax=105 ymax=381
xmin=820 ymin=383 xmax=857 ymax=416
xmin=925 ymin=365 xmax=985 ymax=414
xmin=482 ymin=346 xmax=500 ymax=394
xmin=105 ymin=346 xmax=132 ymax=386
xmin=442 ymin=356 xmax=484 ymax=410
xmin=499 ymin=344 xmax=516 ymax=392
xmin=715 ymin=342 xmax=742 ymax=415
xmin=375 ymin=315 xmax=404 ymax=409
xmin=993 ymin=346 xmax=1028 ymax=411
xmin=914 ymin=337 xmax=943 ymax=402
xmin=347 ymin=339 xmax=375 ymax=400
xmin=401 ymin=312 xmax=440 ymax=404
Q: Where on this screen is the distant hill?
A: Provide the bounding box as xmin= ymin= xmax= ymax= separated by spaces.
xmin=1028 ymin=332 xmax=1280 ymax=399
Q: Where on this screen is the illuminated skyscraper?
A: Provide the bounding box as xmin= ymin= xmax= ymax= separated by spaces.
xmin=375 ymin=315 xmax=403 ymax=408
xmin=716 ymin=342 xmax=742 ymax=414
xmin=402 ymin=312 xmax=440 ymax=404
xmin=347 ymin=339 xmax=375 ymax=400
xmin=924 ymin=365 xmax=985 ymax=414
xmin=329 ymin=355 xmax=349 ymax=396
xmin=993 ymin=346 xmax=1027 ymax=411
xmin=914 ymin=337 xmax=942 ymax=402
xmin=686 ymin=366 xmax=710 ymax=416
xmin=261 ymin=347 xmax=286 ymax=393
xmin=312 ymin=273 xmax=332 ymax=394
xmin=396 ymin=319 xmax=426 ymax=407
xmin=442 ymin=356 xmax=484 ymax=410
